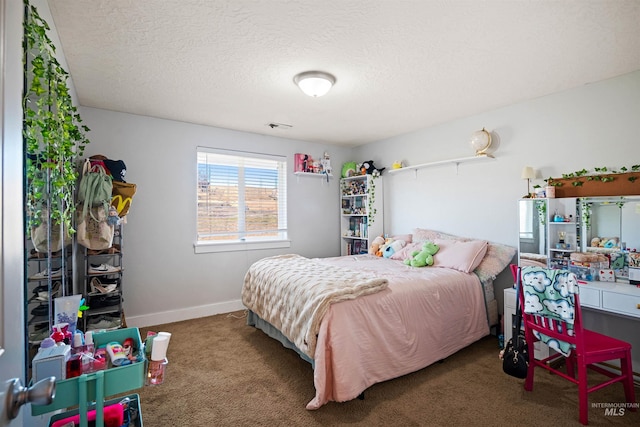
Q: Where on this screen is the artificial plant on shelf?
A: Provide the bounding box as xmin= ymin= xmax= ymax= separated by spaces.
xmin=23 ymin=0 xmax=90 ymax=244
xmin=580 ymin=200 xmax=592 ymax=230
xmin=535 ymin=200 xmax=546 ymax=225
xmin=551 ymin=165 xmax=640 ymax=187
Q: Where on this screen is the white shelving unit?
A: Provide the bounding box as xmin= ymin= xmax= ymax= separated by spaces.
xmin=340 ymin=175 xmax=383 ymax=256
xmin=546 ymin=198 xmax=578 ymax=269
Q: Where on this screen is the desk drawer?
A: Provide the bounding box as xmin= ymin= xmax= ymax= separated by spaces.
xmin=579 ymin=286 xmax=601 ymax=308
xmin=602 ymin=290 xmax=640 ymax=318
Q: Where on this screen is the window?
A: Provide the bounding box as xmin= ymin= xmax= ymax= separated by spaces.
xmin=196 ymin=147 xmax=288 ymax=251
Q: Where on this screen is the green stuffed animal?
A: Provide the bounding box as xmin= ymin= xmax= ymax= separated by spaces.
xmin=404 ymin=241 xmax=439 ymax=267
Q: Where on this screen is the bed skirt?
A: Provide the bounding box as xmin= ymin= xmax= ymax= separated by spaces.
xmin=246 ymin=310 xmax=314 ymax=366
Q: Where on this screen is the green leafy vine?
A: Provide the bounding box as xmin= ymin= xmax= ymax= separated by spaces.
xmin=548 ymin=165 xmax=640 ymax=188
xmin=23 ymin=0 xmax=90 ymax=234
xmin=367 ymin=175 xmax=378 ymax=225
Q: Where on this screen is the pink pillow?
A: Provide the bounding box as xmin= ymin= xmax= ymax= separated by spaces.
xmin=391 ymin=234 xmax=413 ymax=244
xmin=432 ymin=239 xmax=488 ymax=273
xmin=390 ymin=241 xmax=422 ymax=261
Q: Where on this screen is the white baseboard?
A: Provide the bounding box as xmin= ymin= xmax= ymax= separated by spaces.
xmin=124 ymin=299 xmax=245 ymax=328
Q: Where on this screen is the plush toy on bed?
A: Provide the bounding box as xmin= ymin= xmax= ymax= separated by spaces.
xmin=383 ymin=239 xmax=406 ymax=258
xmin=404 ymin=241 xmax=439 ymax=267
xmin=369 ymin=235 xmax=386 ymax=256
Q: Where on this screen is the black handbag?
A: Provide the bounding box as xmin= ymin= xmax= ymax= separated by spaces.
xmin=502 ymin=267 xmax=530 ymax=378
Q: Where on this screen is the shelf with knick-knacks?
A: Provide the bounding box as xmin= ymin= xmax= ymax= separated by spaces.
xmin=547 ymin=198 xmax=578 ymax=269
xmin=340 ymin=175 xmax=383 ymax=256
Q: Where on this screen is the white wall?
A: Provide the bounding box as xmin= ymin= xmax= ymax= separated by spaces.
xmin=36 ymin=0 xmax=640 ymax=327
xmin=356 ymin=71 xmax=640 ymax=247
xmin=353 ymin=70 xmax=640 ymax=318
xmin=83 ymin=71 xmax=640 ymax=327
xmin=79 ymin=108 xmax=351 ymax=326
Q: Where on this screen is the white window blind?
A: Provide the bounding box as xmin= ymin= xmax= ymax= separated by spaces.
xmin=197 ymin=148 xmax=287 ymax=244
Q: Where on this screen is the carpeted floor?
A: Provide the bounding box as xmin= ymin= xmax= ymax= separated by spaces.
xmin=131 ymin=311 xmax=639 ymax=426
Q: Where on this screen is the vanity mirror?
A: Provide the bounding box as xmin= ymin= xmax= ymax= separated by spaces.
xmin=518 ymin=199 xmax=549 ymax=267
xmin=579 ymin=196 xmax=640 ymax=253
xmin=579 ymin=196 xmax=640 ymax=280
xmin=518 ymin=195 xmax=640 ymax=276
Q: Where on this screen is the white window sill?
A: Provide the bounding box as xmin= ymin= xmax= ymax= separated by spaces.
xmin=194 ymin=239 xmax=291 ymax=254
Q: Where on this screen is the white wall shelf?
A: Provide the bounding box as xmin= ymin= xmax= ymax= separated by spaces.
xmin=294 ymin=171 xmax=332 ymax=183
xmin=387 ymin=154 xmax=494 ymax=176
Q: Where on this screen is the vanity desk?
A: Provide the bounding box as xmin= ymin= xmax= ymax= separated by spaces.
xmin=579 ymin=280 xmax=640 ymax=318
xmin=515 ymin=195 xmax=640 ymax=376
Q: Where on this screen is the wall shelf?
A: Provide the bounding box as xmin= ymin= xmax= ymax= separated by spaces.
xmin=387 ymin=154 xmax=494 ymax=176
xmin=294 ymin=171 xmax=332 ymax=183
xmin=294 ymin=171 xmax=332 ymax=177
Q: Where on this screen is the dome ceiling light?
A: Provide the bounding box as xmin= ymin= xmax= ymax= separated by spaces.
xmin=293 ymin=71 xmax=336 ymax=97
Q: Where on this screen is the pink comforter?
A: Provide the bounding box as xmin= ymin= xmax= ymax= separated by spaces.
xmin=306 ymin=255 xmax=489 ymax=409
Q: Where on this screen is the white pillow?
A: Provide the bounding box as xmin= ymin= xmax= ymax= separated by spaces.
xmin=432 ymin=238 xmax=488 ymax=273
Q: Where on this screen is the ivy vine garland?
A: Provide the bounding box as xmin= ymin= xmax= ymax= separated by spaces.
xmin=23 ymin=0 xmax=90 ymax=234
xmin=367 ymin=175 xmax=378 ymax=225
xmin=546 ymin=164 xmax=640 ymax=188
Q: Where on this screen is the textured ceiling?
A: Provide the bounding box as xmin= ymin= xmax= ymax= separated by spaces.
xmin=46 ymin=0 xmax=640 ymax=147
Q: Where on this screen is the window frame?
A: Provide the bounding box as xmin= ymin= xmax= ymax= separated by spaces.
xmin=194 ymin=147 xmax=290 ymax=253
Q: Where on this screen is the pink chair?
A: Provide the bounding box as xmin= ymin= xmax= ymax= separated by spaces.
xmin=512 ymin=265 xmax=636 ymax=425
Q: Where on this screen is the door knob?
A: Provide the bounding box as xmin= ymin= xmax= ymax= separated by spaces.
xmin=5 ymin=377 xmax=56 ymax=419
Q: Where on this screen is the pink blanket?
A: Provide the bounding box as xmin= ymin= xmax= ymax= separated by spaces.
xmin=306 ymin=255 xmax=489 ymax=409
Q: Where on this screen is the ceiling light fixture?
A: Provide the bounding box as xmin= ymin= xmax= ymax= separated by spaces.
xmin=294 ymin=71 xmax=336 ymax=97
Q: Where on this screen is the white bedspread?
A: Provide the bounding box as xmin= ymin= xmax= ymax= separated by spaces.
xmin=242 ymin=254 xmax=389 ymax=358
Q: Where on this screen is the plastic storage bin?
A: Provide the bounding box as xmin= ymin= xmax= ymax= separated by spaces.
xmin=48 ymin=393 xmax=143 ymax=427
xmin=32 ymin=327 xmax=146 ymax=418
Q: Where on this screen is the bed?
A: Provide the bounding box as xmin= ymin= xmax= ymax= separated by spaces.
xmin=241 ymin=228 xmax=516 ymax=409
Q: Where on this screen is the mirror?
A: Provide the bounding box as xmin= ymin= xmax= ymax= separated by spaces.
xmin=518 ymin=196 xmax=640 ymax=270
xmin=518 ymin=199 xmax=548 ymax=267
xmin=580 ymin=196 xmax=640 ymax=253
xmin=579 ymin=196 xmax=640 ymax=280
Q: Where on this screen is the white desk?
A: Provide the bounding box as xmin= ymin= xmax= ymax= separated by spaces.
xmin=576 ymin=280 xmax=640 ymax=318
